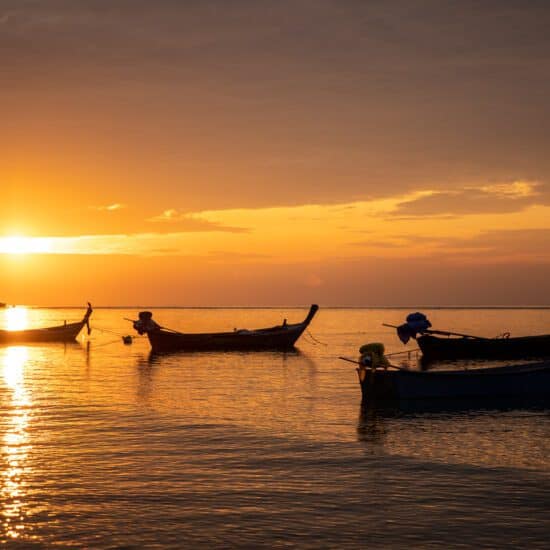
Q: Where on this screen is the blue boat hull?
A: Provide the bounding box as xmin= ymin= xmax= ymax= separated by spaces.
xmin=418 ymin=333 xmax=550 ymax=361
xmin=358 ymin=362 xmax=550 ymax=402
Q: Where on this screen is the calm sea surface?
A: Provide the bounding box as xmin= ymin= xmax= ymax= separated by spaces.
xmin=0 ymin=307 xmax=548 ymax=548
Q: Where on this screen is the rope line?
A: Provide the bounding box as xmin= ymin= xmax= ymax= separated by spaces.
xmin=305 ymin=329 xmax=328 ymax=346
xmin=93 ymin=326 xmax=127 ymax=337
xmin=93 ymin=325 xmax=146 ymax=338
xmin=89 ymin=338 xmax=123 ymax=349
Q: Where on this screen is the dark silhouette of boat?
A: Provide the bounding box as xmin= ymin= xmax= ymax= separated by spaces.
xmin=357 ymin=361 xmax=550 ymax=403
xmin=417 ymin=333 xmax=550 ymax=361
xmin=133 ymin=304 xmax=319 ymax=353
xmin=385 ymin=313 xmax=550 ymax=361
xmin=0 ymin=303 xmax=92 ymax=344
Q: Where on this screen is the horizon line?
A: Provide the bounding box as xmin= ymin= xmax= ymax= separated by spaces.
xmin=5 ymin=304 xmax=550 ymax=310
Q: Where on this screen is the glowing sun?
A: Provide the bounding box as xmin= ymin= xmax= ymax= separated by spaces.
xmin=0 ymin=236 xmax=52 ymax=255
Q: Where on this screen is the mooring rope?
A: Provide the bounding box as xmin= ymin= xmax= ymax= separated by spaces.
xmin=89 ymin=325 xmax=147 ymax=346
xmin=305 ymin=329 xmax=328 ymax=346
xmin=88 ymin=338 xmax=124 ymax=349
xmin=93 ymin=326 xmax=127 ymax=337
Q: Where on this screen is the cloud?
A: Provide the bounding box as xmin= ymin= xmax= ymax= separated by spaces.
xmin=479 ymin=181 xmax=539 ymax=198
xmin=3 ymin=1 xmax=550 ymax=214
xmin=147 ymin=209 xmax=248 ymax=233
xmin=147 ymin=209 xmax=183 ymax=222
xmin=392 ymin=181 xmax=547 ymax=217
xmin=92 ymin=203 xmax=126 ymax=211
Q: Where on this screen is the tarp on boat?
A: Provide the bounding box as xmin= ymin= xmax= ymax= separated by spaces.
xmin=397 ymin=312 xmax=431 ymax=344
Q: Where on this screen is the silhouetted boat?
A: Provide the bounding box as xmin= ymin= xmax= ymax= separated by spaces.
xmin=386 ymin=313 xmax=550 ymax=361
xmin=0 ymin=303 xmax=92 ymax=344
xmin=358 ymin=361 xmax=550 ymax=402
xmin=134 ymin=305 xmax=319 ymax=352
xmin=0 ymin=302 xmax=6 ymax=308
xmin=417 ymin=333 xmax=550 ymax=361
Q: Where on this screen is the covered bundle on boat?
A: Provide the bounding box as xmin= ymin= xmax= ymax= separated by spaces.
xmin=359 ymin=342 xmax=390 ymax=368
xmin=133 ymin=311 xmax=161 ymax=335
xmin=396 ymin=312 xmax=432 ymax=344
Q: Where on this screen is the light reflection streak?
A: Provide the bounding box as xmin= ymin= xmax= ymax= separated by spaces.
xmin=1 ymin=346 xmax=32 ymax=540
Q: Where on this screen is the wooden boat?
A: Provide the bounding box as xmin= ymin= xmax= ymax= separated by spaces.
xmin=135 ymin=305 xmax=319 ymax=353
xmin=0 ymin=303 xmax=92 ymax=344
xmin=357 ymin=361 xmax=550 ymax=402
xmin=417 ymin=332 xmax=550 ymax=361
xmin=385 ymin=316 xmax=550 ymax=361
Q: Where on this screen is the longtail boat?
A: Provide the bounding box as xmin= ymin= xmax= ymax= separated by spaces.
xmin=357 ymin=361 xmax=550 ymax=402
xmin=416 ymin=333 xmax=550 ymax=361
xmin=386 ymin=312 xmax=550 ymax=361
xmin=133 ymin=305 xmax=319 ymax=353
xmin=0 ymin=303 xmax=92 ymax=344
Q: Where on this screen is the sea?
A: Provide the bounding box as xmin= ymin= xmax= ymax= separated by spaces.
xmin=0 ymin=306 xmax=548 ymax=548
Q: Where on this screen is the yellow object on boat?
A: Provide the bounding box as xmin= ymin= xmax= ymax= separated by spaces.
xmin=359 ymin=342 xmax=390 ymax=368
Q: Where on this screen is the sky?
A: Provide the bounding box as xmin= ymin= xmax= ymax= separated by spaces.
xmin=1 ymin=0 xmax=550 ymax=306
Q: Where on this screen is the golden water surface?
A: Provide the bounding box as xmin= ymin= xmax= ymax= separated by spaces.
xmin=0 ymin=307 xmax=548 ymax=547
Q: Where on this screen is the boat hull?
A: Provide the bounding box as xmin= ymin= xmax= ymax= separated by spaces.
xmin=0 ymin=322 xmax=86 ymax=344
xmin=0 ymin=305 xmax=92 ymax=345
xmin=418 ymin=333 xmax=550 ymax=361
xmin=145 ymin=305 xmax=319 ymax=353
xmin=358 ymin=362 xmax=550 ymax=402
xmin=148 ymin=327 xmax=305 ymax=352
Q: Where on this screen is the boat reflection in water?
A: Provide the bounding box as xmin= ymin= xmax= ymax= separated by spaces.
xmin=356 ymin=406 xmax=387 ymax=448
xmin=1 ymin=346 xmax=32 ymax=541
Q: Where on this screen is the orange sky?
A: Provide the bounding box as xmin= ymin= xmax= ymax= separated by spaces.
xmin=1 ymin=1 xmax=550 ymax=305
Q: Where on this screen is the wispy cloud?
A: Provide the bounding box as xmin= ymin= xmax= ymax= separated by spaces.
xmin=92 ymin=203 xmax=126 ymax=211
xmin=392 ymin=181 xmax=547 ymax=217
xmin=147 ymin=209 xmax=248 ymax=233
xmin=147 ymin=209 xmax=185 ymax=222
xmin=478 ymin=181 xmax=540 ymax=198
xmin=3 ymin=189 xmax=550 ymax=265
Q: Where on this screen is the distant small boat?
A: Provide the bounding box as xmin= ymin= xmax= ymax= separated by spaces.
xmin=357 ymin=361 xmax=550 ymax=402
xmin=133 ymin=305 xmax=319 ymax=353
xmin=417 ymin=333 xmax=550 ymax=361
xmin=0 ymin=303 xmax=92 ymax=344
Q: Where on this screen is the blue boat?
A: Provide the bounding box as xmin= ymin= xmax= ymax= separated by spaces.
xmin=417 ymin=333 xmax=550 ymax=361
xmin=358 ymin=361 xmax=550 ymax=403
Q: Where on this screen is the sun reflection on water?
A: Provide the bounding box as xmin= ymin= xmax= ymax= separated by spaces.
xmin=1 ymin=346 xmax=32 ymax=540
